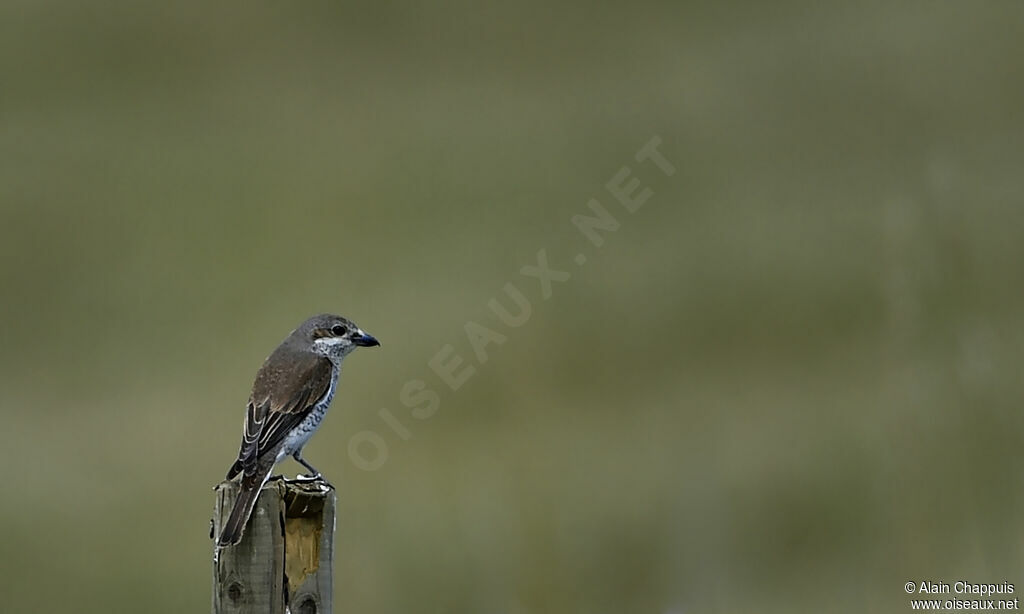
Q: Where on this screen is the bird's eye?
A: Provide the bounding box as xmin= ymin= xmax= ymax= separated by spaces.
xmin=331 ymin=325 xmax=348 ymax=336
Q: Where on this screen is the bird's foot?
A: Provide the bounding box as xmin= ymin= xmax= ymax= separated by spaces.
xmin=295 ymin=473 xmax=333 ymax=489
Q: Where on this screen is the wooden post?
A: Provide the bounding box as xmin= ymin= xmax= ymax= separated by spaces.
xmin=212 ymin=477 xmax=335 ymax=614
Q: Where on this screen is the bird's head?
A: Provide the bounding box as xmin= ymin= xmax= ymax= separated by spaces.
xmin=300 ymin=313 xmax=380 ymax=361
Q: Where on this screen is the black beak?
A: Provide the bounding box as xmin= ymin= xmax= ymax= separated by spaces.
xmin=354 ymin=330 xmax=380 ymax=347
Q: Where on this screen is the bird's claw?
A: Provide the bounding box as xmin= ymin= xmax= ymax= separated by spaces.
xmin=294 ymin=473 xmax=333 ymax=489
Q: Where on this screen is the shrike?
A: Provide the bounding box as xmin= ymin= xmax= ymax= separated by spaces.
xmin=218 ymin=313 xmax=379 ymax=547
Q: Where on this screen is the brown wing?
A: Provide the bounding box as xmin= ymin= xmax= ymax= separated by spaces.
xmin=231 ymin=345 xmax=334 ymax=477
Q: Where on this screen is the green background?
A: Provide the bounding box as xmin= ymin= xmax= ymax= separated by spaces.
xmin=2 ymin=3 xmax=1022 ymax=612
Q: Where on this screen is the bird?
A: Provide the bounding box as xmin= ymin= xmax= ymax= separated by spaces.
xmin=217 ymin=313 xmax=379 ymax=547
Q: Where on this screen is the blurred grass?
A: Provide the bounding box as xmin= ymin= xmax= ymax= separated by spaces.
xmin=2 ymin=2 xmax=1023 ymax=613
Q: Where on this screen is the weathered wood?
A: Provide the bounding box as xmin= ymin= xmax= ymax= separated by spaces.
xmin=212 ymin=477 xmax=335 ymax=614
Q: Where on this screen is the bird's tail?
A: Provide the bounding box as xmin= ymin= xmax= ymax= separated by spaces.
xmin=218 ymin=468 xmax=271 ymax=547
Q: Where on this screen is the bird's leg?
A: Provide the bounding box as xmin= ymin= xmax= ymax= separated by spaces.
xmin=293 ymin=452 xmax=333 ymax=487
xmin=293 ymin=453 xmax=320 ymax=478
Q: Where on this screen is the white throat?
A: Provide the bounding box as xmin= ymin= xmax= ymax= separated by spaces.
xmin=312 ymin=336 xmax=353 ymax=363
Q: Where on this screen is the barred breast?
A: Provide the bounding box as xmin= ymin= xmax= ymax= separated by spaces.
xmin=279 ymin=365 xmax=340 ymax=458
